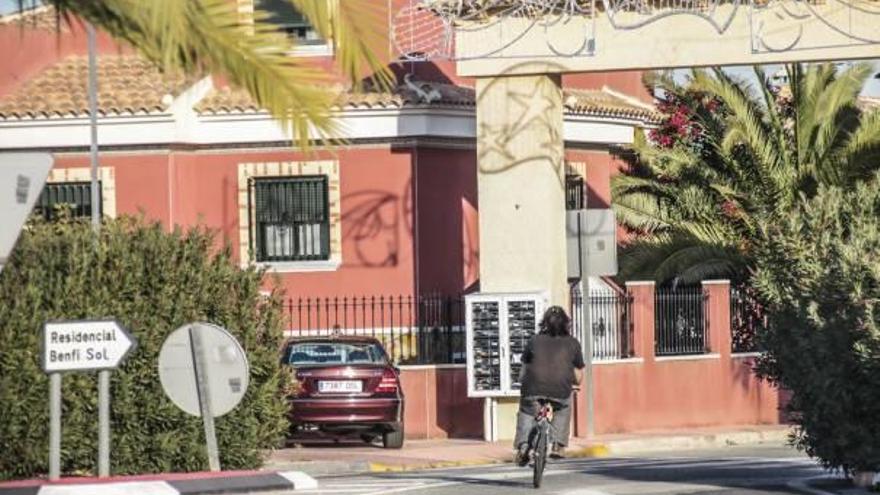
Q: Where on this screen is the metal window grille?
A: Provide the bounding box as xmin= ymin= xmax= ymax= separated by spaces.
xmin=655 ymin=285 xmax=710 ymax=356
xmin=566 ymin=175 xmax=585 ymax=210
xmin=251 ymin=176 xmax=330 ymax=262
xmin=570 ymin=284 xmax=635 ymax=360
xmin=35 ymin=181 xmax=102 ymax=221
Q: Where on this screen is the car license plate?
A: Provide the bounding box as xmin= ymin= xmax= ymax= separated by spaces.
xmin=318 ymin=380 xmax=362 ymax=393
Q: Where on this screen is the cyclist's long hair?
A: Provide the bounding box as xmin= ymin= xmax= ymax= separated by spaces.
xmin=539 ymin=306 xmax=571 ymax=337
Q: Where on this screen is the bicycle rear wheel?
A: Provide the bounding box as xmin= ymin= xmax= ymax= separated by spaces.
xmin=532 ymin=425 xmax=548 ymax=488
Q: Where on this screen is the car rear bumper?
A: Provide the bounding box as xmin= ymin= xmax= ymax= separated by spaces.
xmin=289 ymin=397 xmax=402 ymax=424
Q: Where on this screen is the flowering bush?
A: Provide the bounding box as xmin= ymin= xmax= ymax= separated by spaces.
xmin=648 ymin=90 xmax=721 ymax=151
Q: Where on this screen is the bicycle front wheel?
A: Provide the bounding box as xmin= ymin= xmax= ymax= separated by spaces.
xmin=532 ymin=425 xmax=548 ymax=488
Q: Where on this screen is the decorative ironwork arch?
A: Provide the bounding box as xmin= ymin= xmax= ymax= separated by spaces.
xmin=390 ymin=0 xmax=880 ymax=62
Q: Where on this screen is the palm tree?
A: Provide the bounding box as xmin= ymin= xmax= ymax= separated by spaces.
xmin=613 ymin=63 xmax=880 ymax=284
xmin=13 ymin=0 xmax=394 ymax=146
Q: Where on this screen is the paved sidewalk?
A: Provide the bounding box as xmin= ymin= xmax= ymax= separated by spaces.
xmin=264 ymin=424 xmax=791 ymax=476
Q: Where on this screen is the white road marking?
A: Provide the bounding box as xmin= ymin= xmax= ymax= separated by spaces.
xmin=295 ymin=455 xmax=824 ymax=495
xmin=40 ymin=481 xmax=178 ymax=495
xmin=279 ymin=471 xmax=319 ymax=490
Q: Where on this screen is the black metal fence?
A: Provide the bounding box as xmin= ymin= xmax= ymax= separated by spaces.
xmin=655 ymin=286 xmax=709 ymax=356
xmin=566 ymin=175 xmax=585 ymax=210
xmin=283 ymin=294 xmax=466 ymax=365
xmin=730 ymin=286 xmax=765 ymax=353
xmin=571 ymin=285 xmax=635 ymax=360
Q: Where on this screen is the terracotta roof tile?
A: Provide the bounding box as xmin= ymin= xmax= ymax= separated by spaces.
xmin=0 ymin=55 xmax=192 ymax=119
xmin=563 ymin=88 xmax=661 ymax=122
xmin=0 ymin=6 xmax=66 ymax=32
xmin=197 ymin=81 xmax=659 ymax=123
xmin=1 ymin=53 xmax=659 ymax=123
xmin=195 ymin=80 xmax=476 ymax=114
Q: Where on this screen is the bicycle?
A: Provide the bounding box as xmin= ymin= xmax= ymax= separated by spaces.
xmin=525 ymin=398 xmax=557 ymax=489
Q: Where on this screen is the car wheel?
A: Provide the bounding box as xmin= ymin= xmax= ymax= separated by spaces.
xmin=382 ymin=424 xmax=404 ymax=449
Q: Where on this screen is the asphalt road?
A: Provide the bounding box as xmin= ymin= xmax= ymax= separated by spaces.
xmin=285 ymin=445 xmax=831 ymax=495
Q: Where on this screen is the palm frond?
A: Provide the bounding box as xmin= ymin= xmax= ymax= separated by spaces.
xmin=611 ymin=192 xmax=671 ymax=232
xmin=842 ymin=109 xmax=880 ymax=182
xmin=752 ymin=66 xmax=791 ymax=170
xmin=290 ymin=0 xmax=394 ymax=91
xmin=802 ymin=63 xmax=873 ymax=185
xmin=693 ymin=69 xmax=785 ymax=190
xmin=54 ymin=0 xmax=340 ymax=146
xmin=653 ymin=242 xmax=743 ymax=284
xmin=45 ymin=0 xmax=393 ymax=148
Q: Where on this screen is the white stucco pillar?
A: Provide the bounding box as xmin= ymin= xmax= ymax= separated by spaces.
xmin=476 ymin=73 xmax=568 ymax=307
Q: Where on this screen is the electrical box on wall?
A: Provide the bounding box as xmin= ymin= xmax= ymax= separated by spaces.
xmin=567 ymin=209 xmax=619 ymax=280
xmin=465 ymin=292 xmax=548 ymax=398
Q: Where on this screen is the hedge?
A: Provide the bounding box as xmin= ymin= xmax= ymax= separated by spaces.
xmin=754 ymin=180 xmax=880 ymax=474
xmin=0 ymin=216 xmax=292 ymax=480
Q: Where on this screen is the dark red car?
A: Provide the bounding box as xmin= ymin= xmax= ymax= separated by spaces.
xmin=282 ymin=336 xmax=405 ymax=449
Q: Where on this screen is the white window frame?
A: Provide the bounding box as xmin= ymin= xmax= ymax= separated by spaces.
xmin=44 ymin=166 xmax=117 ymax=219
xmin=238 ymin=161 xmax=341 ymax=273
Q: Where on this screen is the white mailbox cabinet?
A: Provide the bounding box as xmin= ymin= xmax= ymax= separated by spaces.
xmin=465 ymin=292 xmax=548 ymax=398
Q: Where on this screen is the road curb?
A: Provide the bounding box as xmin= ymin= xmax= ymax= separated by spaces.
xmin=604 ymin=428 xmax=791 ymax=455
xmin=368 ymin=459 xmax=506 ymax=473
xmin=0 ymin=471 xmax=317 ymax=495
xmin=568 ymin=444 xmax=611 ymax=459
xmin=366 ymin=444 xmax=610 ymax=473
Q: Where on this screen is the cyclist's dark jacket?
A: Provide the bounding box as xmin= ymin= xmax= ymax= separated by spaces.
xmin=520 ymin=334 xmax=585 ymax=400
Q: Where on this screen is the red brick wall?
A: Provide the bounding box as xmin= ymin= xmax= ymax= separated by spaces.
xmin=53 ymin=145 xmax=421 ymax=299
xmin=399 ymin=365 xmax=483 ymax=439
xmin=399 ymin=281 xmax=782 ymax=441
xmin=414 ymin=147 xmax=479 ymax=295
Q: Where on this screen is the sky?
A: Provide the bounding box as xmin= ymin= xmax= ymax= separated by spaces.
xmin=0 ymin=0 xmax=36 ymax=16
xmin=0 ymin=0 xmax=877 ymax=95
xmin=721 ymin=63 xmax=880 ymax=97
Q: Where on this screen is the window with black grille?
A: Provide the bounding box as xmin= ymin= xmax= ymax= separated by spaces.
xmin=565 ymin=174 xmax=585 ymax=210
xmin=35 ymin=182 xmax=102 ymax=221
xmin=251 ymin=176 xmax=330 ymax=262
xmin=257 ymin=0 xmax=325 ymax=45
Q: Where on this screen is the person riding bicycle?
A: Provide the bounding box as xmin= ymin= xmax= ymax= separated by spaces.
xmin=514 ymin=305 xmax=585 ymax=465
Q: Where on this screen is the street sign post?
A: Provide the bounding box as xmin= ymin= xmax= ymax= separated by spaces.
xmin=566 ymin=208 xmax=619 ymax=438
xmin=42 ymin=320 xmax=136 ymax=480
xmin=158 ymin=323 xmax=250 ymax=472
xmin=0 ymin=152 xmax=53 ymax=274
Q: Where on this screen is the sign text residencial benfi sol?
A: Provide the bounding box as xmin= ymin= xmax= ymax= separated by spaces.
xmin=43 ymin=320 xmax=136 ymax=373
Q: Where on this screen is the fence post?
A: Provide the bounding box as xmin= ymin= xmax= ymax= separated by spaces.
xmin=625 ymin=281 xmax=656 ymax=363
xmin=445 ymin=296 xmax=454 ymax=364
xmin=702 ymin=280 xmax=731 ymax=357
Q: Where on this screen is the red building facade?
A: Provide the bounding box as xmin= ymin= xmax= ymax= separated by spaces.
xmin=0 ymin=6 xmax=782 ymax=439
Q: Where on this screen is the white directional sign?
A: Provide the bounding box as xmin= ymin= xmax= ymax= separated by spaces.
xmin=43 ymin=320 xmax=137 ymax=373
xmin=1 ymin=152 xmax=53 ymax=273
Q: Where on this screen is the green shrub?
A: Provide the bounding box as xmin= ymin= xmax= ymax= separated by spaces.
xmin=753 ymin=179 xmax=880 ymax=474
xmin=0 ymin=217 xmax=291 ymax=480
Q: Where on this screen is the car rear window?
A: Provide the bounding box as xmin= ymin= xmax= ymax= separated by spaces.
xmin=285 ymin=342 xmax=388 ymax=366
